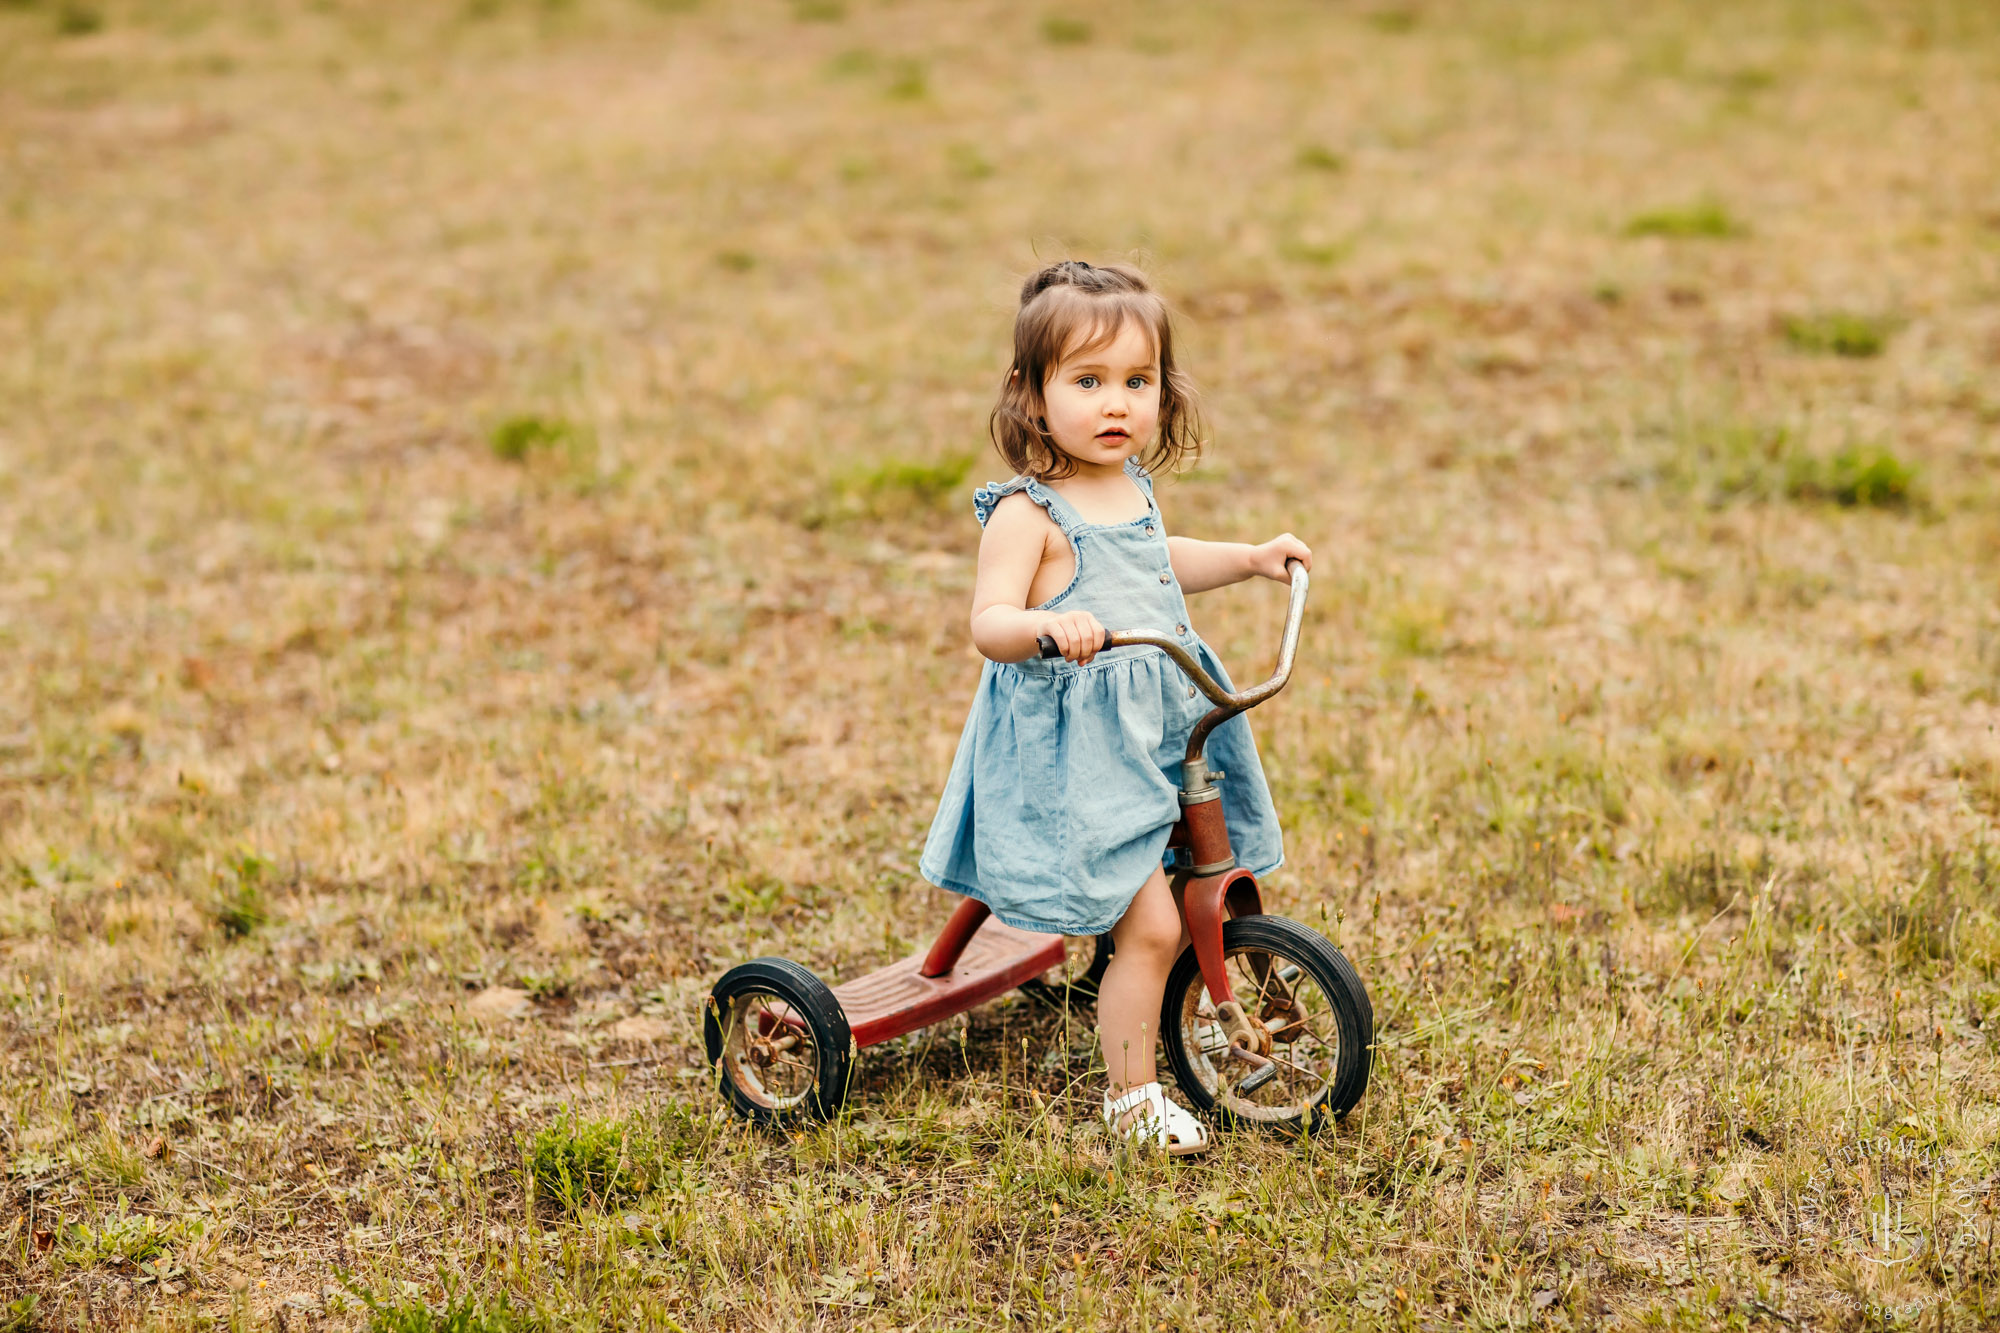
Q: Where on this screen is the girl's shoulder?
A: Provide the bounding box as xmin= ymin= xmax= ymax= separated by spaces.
xmin=972 ymin=475 xmax=1035 ymax=528
xmin=974 ymin=489 xmax=1066 ymax=563
xmin=973 ymin=475 xmax=1077 ymax=534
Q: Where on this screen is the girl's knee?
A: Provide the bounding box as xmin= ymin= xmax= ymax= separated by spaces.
xmin=1116 ymin=905 xmax=1182 ymax=961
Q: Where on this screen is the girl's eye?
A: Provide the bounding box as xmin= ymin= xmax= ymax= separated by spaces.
xmin=1077 ymin=375 xmax=1099 ymax=389
xmin=1126 ymin=376 xmax=1148 ymax=390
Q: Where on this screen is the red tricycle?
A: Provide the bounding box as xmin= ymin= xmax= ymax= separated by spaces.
xmin=703 ymin=559 xmax=1372 ymax=1134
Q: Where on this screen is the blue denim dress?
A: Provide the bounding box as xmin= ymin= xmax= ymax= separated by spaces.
xmin=918 ymin=461 xmax=1285 ymax=936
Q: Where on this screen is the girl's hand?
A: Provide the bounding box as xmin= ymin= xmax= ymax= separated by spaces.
xmin=1248 ymin=533 xmax=1312 ymax=582
xmin=1036 ymin=609 xmax=1109 ymax=664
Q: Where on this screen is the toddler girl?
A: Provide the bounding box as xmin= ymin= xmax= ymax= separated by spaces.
xmin=919 ymin=260 xmax=1309 ymax=1153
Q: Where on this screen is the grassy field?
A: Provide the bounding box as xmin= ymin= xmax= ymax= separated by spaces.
xmin=4 ymin=0 xmax=2000 ymax=1327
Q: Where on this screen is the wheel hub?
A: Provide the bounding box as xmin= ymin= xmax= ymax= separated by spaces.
xmin=1212 ymin=999 xmax=1273 ymax=1057
xmin=745 ymin=1030 xmax=799 ymax=1068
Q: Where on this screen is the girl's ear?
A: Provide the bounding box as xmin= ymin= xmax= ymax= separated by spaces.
xmin=1008 ymin=368 xmax=1020 ymax=388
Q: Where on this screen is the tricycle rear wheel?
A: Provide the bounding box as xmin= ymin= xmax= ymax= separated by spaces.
xmin=1159 ymin=915 xmax=1372 ymax=1133
xmin=704 ymin=958 xmax=852 ymax=1125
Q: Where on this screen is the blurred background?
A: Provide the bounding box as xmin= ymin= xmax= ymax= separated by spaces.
xmin=3 ymin=0 xmax=1999 ymax=1326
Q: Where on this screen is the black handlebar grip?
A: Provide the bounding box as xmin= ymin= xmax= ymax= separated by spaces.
xmin=1036 ymin=630 xmax=1116 ymax=659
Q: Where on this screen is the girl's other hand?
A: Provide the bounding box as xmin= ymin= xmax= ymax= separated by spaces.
xmin=1249 ymin=533 xmax=1312 ymax=582
xmin=1038 ymin=609 xmax=1108 ymax=664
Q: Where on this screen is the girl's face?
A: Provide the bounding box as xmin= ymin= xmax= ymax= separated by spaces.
xmin=1040 ymin=318 xmax=1161 ymax=473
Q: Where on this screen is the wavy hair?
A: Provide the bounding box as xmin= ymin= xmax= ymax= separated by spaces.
xmin=989 ymin=260 xmax=1203 ymax=481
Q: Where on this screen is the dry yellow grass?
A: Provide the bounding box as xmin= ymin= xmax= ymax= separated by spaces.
xmin=3 ymin=0 xmax=2000 ymax=1328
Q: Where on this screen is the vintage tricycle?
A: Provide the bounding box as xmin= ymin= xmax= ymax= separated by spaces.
xmin=703 ymin=559 xmax=1372 ymax=1133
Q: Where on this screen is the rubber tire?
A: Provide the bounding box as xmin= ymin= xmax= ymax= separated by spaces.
xmin=1159 ymin=915 xmax=1373 ymax=1133
xmin=703 ymin=957 xmax=852 ymax=1126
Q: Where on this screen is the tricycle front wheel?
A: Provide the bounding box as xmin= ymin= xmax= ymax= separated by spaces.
xmin=1159 ymin=915 xmax=1372 ymax=1133
xmin=703 ymin=957 xmax=852 ymax=1125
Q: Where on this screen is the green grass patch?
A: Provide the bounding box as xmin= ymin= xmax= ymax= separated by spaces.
xmin=488 ymin=415 xmax=574 ymax=463
xmin=54 ymin=2 xmax=102 ymax=36
xmin=1649 ymin=420 xmax=1919 ymax=511
xmin=1785 ymin=443 xmax=1918 ymax=509
xmin=1709 ymin=66 xmax=1777 ymax=96
xmin=1366 ymin=6 xmax=1419 ymax=33
xmin=526 ymin=1107 xmax=698 ymax=1212
xmin=1624 ymin=198 xmax=1743 ymax=238
xmin=861 ymin=453 xmax=975 ymax=505
xmin=1295 ymin=143 xmax=1347 ymax=172
xmin=1782 ymin=310 xmax=1894 ymax=357
xmin=809 ymin=451 xmax=976 ymax=526
xmin=884 ymin=58 xmax=927 ymax=100
xmin=791 ymin=0 xmax=843 ymax=20
xmin=1282 ymin=237 xmax=1350 ymax=266
xmin=58 ymin=1197 xmax=199 ymax=1268
xmin=826 ymin=47 xmax=876 ymax=77
xmin=211 ymin=880 xmax=270 ymax=932
xmin=209 ymin=853 xmax=273 ymax=938
xmin=1040 ymin=16 xmax=1091 ymax=44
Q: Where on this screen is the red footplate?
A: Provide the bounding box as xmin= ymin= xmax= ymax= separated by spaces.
xmin=835 ymin=920 xmax=1067 ymax=1049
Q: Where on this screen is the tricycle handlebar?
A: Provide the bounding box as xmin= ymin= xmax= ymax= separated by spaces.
xmin=1035 ymin=558 xmax=1309 ymax=763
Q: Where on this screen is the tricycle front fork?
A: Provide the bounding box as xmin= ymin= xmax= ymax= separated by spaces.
xmin=1171 ymin=752 xmax=1283 ymax=1056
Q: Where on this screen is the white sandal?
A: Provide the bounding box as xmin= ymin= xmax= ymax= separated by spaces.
xmin=1102 ymin=1081 xmax=1210 ymax=1155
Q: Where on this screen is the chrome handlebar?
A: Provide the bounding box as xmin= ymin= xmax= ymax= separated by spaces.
xmin=1034 ymin=558 xmax=1310 ymax=763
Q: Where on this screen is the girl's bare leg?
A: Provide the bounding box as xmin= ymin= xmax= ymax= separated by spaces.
xmin=1097 ymin=865 xmax=1186 ymax=1097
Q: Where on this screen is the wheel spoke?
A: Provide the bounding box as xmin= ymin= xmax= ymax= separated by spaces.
xmin=1283 ymin=1019 xmax=1340 ymax=1054
xmin=1228 ymin=956 xmax=1274 ymax=1003
xmin=1237 ymin=953 xmax=1300 ymax=1012
xmin=1237 ymin=1048 xmax=1329 ymax=1088
xmin=1228 ymin=952 xmax=1313 ymax=1018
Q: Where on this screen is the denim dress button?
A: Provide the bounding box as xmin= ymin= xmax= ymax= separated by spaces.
xmin=1175 ymin=623 xmax=1188 ymax=635
xmin=1158 ymin=572 xmax=1170 ymax=584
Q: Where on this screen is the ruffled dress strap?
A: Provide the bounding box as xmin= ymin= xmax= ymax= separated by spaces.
xmin=972 ymin=475 xmax=1087 ymax=535
xmin=1123 ymin=456 xmax=1159 ymax=504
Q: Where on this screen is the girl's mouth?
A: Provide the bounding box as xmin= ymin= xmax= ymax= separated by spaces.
xmin=1096 ymin=429 xmax=1129 ymax=440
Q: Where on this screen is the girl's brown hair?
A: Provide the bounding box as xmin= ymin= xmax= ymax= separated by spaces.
xmin=989 ymin=260 xmax=1203 ymax=481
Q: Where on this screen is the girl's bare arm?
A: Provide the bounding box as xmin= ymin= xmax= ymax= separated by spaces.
xmin=1168 ymin=532 xmax=1312 ymax=594
xmin=968 ymin=493 xmax=1107 ymax=664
